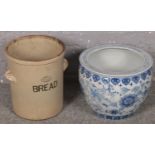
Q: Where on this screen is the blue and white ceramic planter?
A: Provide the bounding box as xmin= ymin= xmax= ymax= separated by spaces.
xmin=79 ymin=45 xmax=153 ymax=120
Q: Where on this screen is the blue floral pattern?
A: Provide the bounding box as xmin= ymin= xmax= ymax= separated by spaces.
xmin=111 ymin=78 xmax=120 ymax=85
xmin=80 ymin=66 xmax=85 ymax=74
xmin=141 ymin=72 xmax=147 ymax=80
xmin=122 ymin=78 xmax=130 ymax=85
xmin=102 ymin=78 xmax=109 ymax=84
xmin=85 ymin=70 xmax=91 ymax=78
xmin=93 ymin=74 xmax=100 ymax=82
xmin=132 ymin=76 xmax=140 ymax=84
xmin=147 ymin=69 xmax=151 ymax=76
xmin=121 ymin=95 xmax=136 ymax=107
xmin=79 ymin=65 xmax=152 ymax=120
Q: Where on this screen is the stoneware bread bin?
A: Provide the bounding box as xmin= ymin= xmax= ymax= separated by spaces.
xmin=5 ymin=35 xmax=68 ymax=120
xmin=79 ymin=45 xmax=153 ymax=120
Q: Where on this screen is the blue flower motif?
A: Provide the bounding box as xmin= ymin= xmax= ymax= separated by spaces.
xmin=121 ymin=95 xmax=136 ymax=107
xmin=132 ymin=76 xmax=140 ymax=84
xmin=147 ymin=69 xmax=151 ymax=76
xmin=111 ymin=110 xmax=118 ymax=115
xmin=91 ymin=89 xmax=101 ymax=101
xmin=111 ymin=78 xmax=120 ymax=85
xmin=91 ymin=89 xmax=98 ymax=97
xmin=85 ymin=70 xmax=91 ymax=78
xmin=102 ymin=78 xmax=109 ymax=84
xmin=141 ymin=72 xmax=147 ymax=80
xmin=80 ymin=66 xmax=85 ymax=74
xmin=122 ymin=78 xmax=130 ymax=85
xmin=93 ymin=74 xmax=100 ymax=82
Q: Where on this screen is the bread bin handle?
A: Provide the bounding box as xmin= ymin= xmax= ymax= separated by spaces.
xmin=64 ymin=59 xmax=68 ymax=71
xmin=5 ymin=70 xmax=16 ymax=82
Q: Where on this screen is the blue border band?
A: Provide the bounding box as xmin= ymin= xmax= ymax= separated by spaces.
xmin=96 ymin=113 xmax=134 ymax=120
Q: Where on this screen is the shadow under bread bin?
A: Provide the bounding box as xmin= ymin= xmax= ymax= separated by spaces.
xmin=79 ymin=45 xmax=153 ymax=120
xmin=5 ymin=35 xmax=68 ymax=120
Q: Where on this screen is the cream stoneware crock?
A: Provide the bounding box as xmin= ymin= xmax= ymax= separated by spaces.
xmin=79 ymin=45 xmax=153 ymax=120
xmin=5 ymin=35 xmax=68 ymax=120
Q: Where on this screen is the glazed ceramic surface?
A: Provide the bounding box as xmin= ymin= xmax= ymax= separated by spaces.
xmin=79 ymin=45 xmax=153 ymax=120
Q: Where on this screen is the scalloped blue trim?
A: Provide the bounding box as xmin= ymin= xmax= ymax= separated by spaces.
xmin=80 ymin=65 xmax=152 ymax=86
